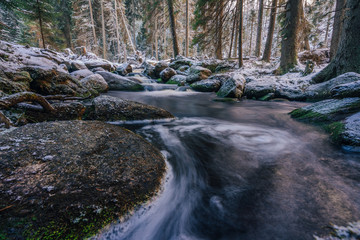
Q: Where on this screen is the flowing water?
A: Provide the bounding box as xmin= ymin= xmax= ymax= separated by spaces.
xmin=98 ymin=90 xmax=360 ymax=240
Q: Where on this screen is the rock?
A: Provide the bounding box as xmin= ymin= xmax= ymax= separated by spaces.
xmin=83 ymin=95 xmax=174 ymax=121
xmin=330 ymin=80 xmax=360 ymax=99
xmin=200 ymin=59 xmax=225 ymax=72
xmin=275 ymin=86 xmax=307 ymax=101
xmin=341 ymin=112 xmax=360 ymax=148
xmin=290 ymin=98 xmax=360 ymax=122
xmin=215 ymin=62 xmax=235 ymax=73
xmin=168 ymin=56 xmax=195 ymax=70
xmin=186 ymin=66 xmax=212 ymax=84
xmin=96 ymin=71 xmax=144 ymax=91
xmin=298 ymin=49 xmax=330 ymax=65
xmin=116 ymin=63 xmax=133 ymax=76
xmin=80 ymin=74 xmax=108 ymax=93
xmin=216 ymin=73 xmax=246 ymax=99
xmin=244 ymin=82 xmax=276 ymax=99
xmin=160 ymin=67 xmax=177 ymax=82
xmin=154 ymin=61 xmax=169 ymax=78
xmin=70 ymin=69 xmax=94 ymax=80
xmin=24 ymin=66 xmax=92 ymax=96
xmin=0 ymin=121 xmax=165 ymax=239
xmin=69 ymin=61 xmax=87 ymax=72
xmin=142 ymin=61 xmax=157 ymax=79
xmin=84 ymin=60 xmax=113 ymax=72
xmin=167 ymin=75 xmax=187 ymax=86
xmin=190 ymin=79 xmax=221 ymax=92
xmin=177 ymin=65 xmax=190 ymax=73
xmin=19 ymin=101 xmax=86 ymax=123
xmin=90 ymin=67 xmax=106 ymax=73
xmin=0 ymin=76 xmax=30 ymax=94
xmin=306 ymin=72 xmax=360 ymax=101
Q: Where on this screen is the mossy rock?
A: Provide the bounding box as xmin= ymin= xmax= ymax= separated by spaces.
xmin=0 ymin=121 xmax=166 ymax=239
xmin=290 ymin=98 xmax=360 ymax=122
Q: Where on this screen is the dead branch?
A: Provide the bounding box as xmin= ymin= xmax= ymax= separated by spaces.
xmin=0 ymin=92 xmax=55 ymax=112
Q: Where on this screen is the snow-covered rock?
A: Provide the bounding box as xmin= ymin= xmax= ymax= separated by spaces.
xmin=306 ymin=72 xmax=360 ymax=101
xmin=331 ymin=80 xmax=360 ymax=99
xmin=80 ymin=74 xmax=108 ymax=93
xmin=186 ymin=66 xmax=212 ymax=84
xmin=167 ymin=75 xmax=187 ymax=86
xmin=70 ymin=69 xmax=93 ymax=80
xmin=160 ymin=67 xmax=177 ymax=82
xmin=190 ymin=79 xmax=221 ymax=92
xmin=96 ymin=71 xmax=144 ymax=91
xmin=154 ymin=61 xmax=169 ymax=78
xmin=216 ymin=73 xmax=246 ymax=99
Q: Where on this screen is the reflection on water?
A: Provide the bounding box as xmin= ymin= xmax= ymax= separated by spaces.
xmin=97 ymin=91 xmax=360 ymax=240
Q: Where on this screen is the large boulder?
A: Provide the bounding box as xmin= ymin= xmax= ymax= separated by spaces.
xmin=167 ymin=75 xmax=187 ymax=86
xmin=83 ymin=95 xmax=174 ymax=121
xmin=190 ymin=79 xmax=221 ymax=92
xmin=116 ymin=63 xmax=133 ymax=76
xmin=340 ymin=112 xmax=360 ymax=148
xmin=142 ymin=61 xmax=157 ymax=79
xmin=24 ymin=66 xmax=92 ymax=96
xmin=169 ymin=56 xmax=195 ymax=70
xmin=97 ymin=71 xmax=144 ymax=91
xmin=69 ymin=61 xmax=87 ymax=72
xmin=84 ymin=60 xmax=114 ymax=72
xmin=0 ymin=121 xmax=165 ymax=239
xmin=154 ymin=61 xmax=169 ymax=78
xmin=186 ymin=66 xmax=212 ymax=84
xmin=70 ymin=69 xmax=94 ymax=80
xmin=216 ymin=73 xmax=246 ymax=98
xmin=80 ymin=74 xmax=108 ymax=93
xmin=0 ymin=76 xmax=30 ymax=94
xmin=160 ymin=67 xmax=177 ymax=82
xmin=330 ymin=80 xmax=360 ymax=99
xmin=306 ymin=72 xmax=360 ymax=101
xmin=290 ymin=98 xmax=360 ymax=122
xmin=244 ymin=81 xmax=276 ymax=100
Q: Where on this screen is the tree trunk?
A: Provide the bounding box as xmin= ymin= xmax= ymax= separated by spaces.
xmin=119 ymin=3 xmax=136 ymax=54
xmin=238 ymin=0 xmax=244 ymax=67
xmin=255 ymin=0 xmax=264 ymax=57
xmin=155 ymin=17 xmax=159 ymax=61
xmin=277 ymin=0 xmax=302 ymax=74
xmin=114 ymin=0 xmax=122 ymax=62
xmin=249 ymin=11 xmax=255 ymax=56
xmin=330 ymin=0 xmax=346 ymax=60
xmin=312 ymin=0 xmax=360 ymax=83
xmin=163 ymin=0 xmax=167 ymax=59
xmin=88 ymin=0 xmax=97 ymax=52
xmin=36 ymin=0 xmax=46 ymax=49
xmin=215 ymin=0 xmax=224 ymax=59
xmin=233 ymin=2 xmax=240 ymax=58
xmin=101 ymin=0 xmax=106 ymax=59
xmin=228 ymin=13 xmax=235 ymax=59
xmin=324 ymin=11 xmax=332 ymax=47
xmin=185 ymin=0 xmax=190 ymax=57
xmin=167 ymin=0 xmax=180 ymax=57
xmin=262 ymin=0 xmax=277 ymax=61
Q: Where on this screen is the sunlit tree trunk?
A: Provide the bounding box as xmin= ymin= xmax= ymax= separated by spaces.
xmin=262 ymin=0 xmax=277 ymax=61
xmin=255 ymin=0 xmax=264 ymax=57
xmin=88 ymin=0 xmax=97 ymax=52
xmin=238 ymin=0 xmax=243 ymax=67
xmin=101 ymin=0 xmax=106 ymax=59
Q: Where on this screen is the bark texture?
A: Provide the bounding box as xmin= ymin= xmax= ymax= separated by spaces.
xmin=167 ymin=0 xmax=180 ymax=57
xmin=330 ymin=0 xmax=346 ymax=60
xmin=255 ymin=0 xmax=264 ymax=57
xmin=262 ymin=0 xmax=278 ymax=62
xmin=278 ymin=0 xmax=302 ymax=74
xmin=313 ymin=0 xmax=360 ymax=83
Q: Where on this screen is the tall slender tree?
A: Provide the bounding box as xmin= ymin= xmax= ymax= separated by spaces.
xmin=262 ymin=0 xmax=278 ymax=61
xmin=255 ymin=0 xmax=264 ymax=57
xmin=167 ymin=0 xmax=179 ymax=57
xmin=185 ymin=0 xmax=190 ymax=57
xmin=238 ymin=0 xmax=243 ymax=67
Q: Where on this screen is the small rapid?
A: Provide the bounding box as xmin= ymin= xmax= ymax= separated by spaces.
xmin=96 ymin=91 xmax=360 ymax=240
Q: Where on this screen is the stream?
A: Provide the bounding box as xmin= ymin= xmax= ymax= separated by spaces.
xmin=97 ymin=90 xmax=360 ymax=240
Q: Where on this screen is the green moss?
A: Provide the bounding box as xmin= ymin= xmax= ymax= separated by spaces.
xmin=323 ymin=121 xmax=345 ymax=144
xmin=290 ymin=109 xmax=328 ymax=122
xmin=166 ymin=80 xmax=179 ymax=85
xmin=213 ymin=98 xmax=237 ymax=102
xmin=128 ymin=84 xmax=145 ymax=91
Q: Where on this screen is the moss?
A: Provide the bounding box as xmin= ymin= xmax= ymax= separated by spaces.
xmin=166 ymin=80 xmax=179 ymax=85
xmin=290 ymin=108 xmax=328 ymax=122
xmin=323 ymin=121 xmax=345 ymax=144
xmin=128 ymin=84 xmax=145 ymax=91
xmin=213 ymin=98 xmax=237 ymax=102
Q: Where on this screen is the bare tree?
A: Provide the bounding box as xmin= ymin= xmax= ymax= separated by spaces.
xmin=167 ymin=0 xmax=180 ymax=57
xmin=262 ymin=0 xmax=278 ymax=61
xmin=255 ymin=0 xmax=264 ymax=57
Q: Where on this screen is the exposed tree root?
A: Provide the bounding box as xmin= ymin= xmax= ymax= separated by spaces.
xmin=0 ymin=110 xmax=13 ymax=128
xmin=0 ymin=92 xmax=55 ymax=112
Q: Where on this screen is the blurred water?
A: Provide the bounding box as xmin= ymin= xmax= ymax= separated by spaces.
xmin=97 ymin=91 xmax=360 ymax=240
